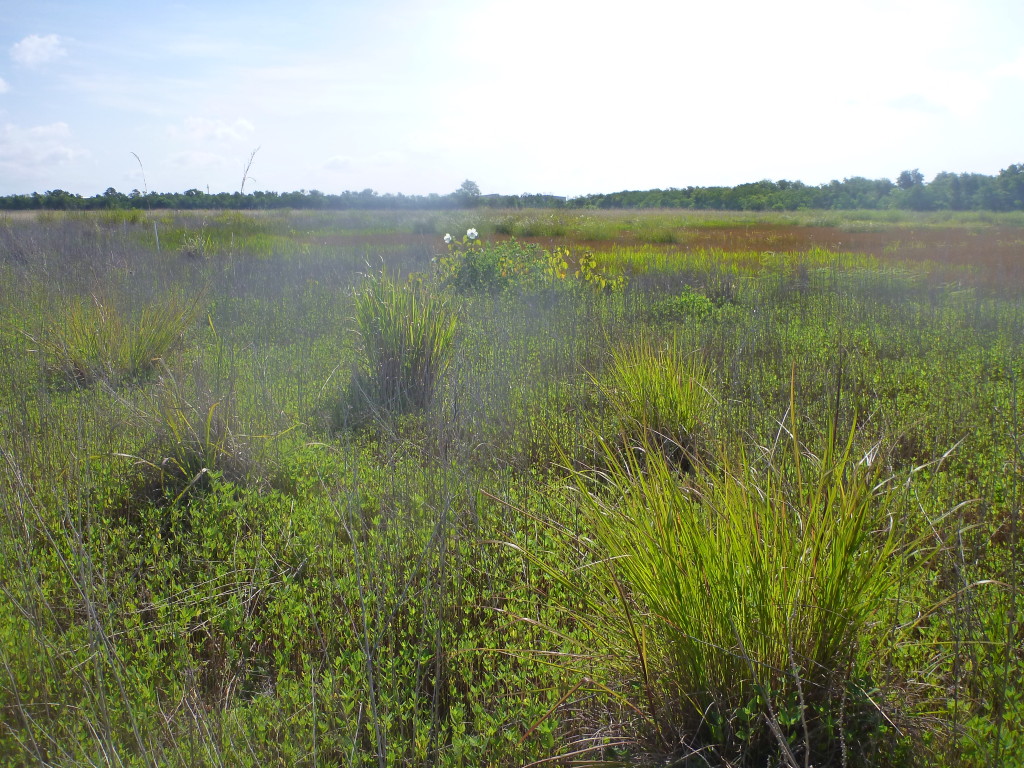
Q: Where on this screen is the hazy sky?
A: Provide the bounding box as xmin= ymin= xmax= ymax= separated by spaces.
xmin=1 ymin=0 xmax=1022 ymax=197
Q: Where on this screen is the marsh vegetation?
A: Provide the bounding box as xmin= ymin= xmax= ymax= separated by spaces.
xmin=0 ymin=208 xmax=1021 ymax=766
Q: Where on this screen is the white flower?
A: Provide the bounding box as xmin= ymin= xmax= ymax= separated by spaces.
xmin=466 ymin=228 xmax=478 ymax=240
xmin=443 ymin=233 xmax=452 ymax=244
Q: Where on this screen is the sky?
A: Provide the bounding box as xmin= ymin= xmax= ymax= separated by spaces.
xmin=0 ymin=0 xmax=1022 ymax=198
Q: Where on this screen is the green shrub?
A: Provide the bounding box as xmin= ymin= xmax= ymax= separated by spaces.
xmin=437 ymin=231 xmax=624 ymax=294
xmin=179 ymin=230 xmax=212 ymax=258
xmin=645 ymin=286 xmax=715 ymax=324
xmin=437 ymin=235 xmax=559 ymax=293
xmin=351 ymin=270 xmax=457 ymax=415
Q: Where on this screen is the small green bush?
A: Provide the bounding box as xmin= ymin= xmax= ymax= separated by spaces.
xmin=138 ymin=365 xmax=268 ymax=501
xmin=437 ymin=235 xmax=560 ymax=293
xmin=179 ymin=230 xmax=212 ymax=258
xmin=152 ymin=370 xmax=243 ymax=494
xmin=437 ymin=231 xmax=625 ymax=294
xmin=645 ymin=285 xmax=716 ymax=324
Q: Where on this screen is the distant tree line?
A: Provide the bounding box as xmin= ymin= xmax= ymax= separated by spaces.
xmin=2 ymin=166 xmax=1023 ymax=212
xmin=569 ymin=165 xmax=1024 ymax=212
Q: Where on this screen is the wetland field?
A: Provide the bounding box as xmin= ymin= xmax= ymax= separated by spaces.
xmin=0 ymin=208 xmax=1022 ymax=767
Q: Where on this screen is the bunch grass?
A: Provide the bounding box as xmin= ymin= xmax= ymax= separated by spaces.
xmin=596 ymin=337 xmax=713 ymax=470
xmin=33 ymin=291 xmax=203 ymax=387
xmin=557 ymin=398 xmax=931 ymax=763
xmin=351 ymin=270 xmax=457 ymax=415
xmin=138 ymin=359 xmax=288 ymax=501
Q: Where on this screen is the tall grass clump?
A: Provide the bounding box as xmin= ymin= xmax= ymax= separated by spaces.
xmin=596 ymin=337 xmax=713 ymax=470
xmin=32 ymin=291 xmax=202 ymax=387
xmin=350 ymin=270 xmax=457 ymax=416
xmin=134 ymin=359 xmax=287 ymax=502
xmin=558 ymin=411 xmax=929 ymax=765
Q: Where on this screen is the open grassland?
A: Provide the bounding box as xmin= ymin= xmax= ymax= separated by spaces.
xmin=0 ymin=209 xmax=1021 ymax=767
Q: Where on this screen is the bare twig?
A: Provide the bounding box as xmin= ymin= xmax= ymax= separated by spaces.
xmin=240 ymin=146 xmax=260 ymax=195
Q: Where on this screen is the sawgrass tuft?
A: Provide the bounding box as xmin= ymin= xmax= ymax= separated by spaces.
xmin=33 ymin=291 xmax=202 ymax=387
xmin=596 ymin=337 xmax=713 ymax=470
xmin=134 ymin=359 xmax=291 ymax=502
xmin=350 ymin=270 xmax=457 ymax=416
xmin=548 ymin=401 xmax=932 ymax=765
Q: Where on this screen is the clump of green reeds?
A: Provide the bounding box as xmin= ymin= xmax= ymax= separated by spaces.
xmin=547 ymin=406 xmax=929 ymax=765
xmin=596 ymin=337 xmax=713 ymax=470
xmin=32 ymin=291 xmax=202 ymax=387
xmin=152 ymin=367 xmax=244 ymax=496
xmin=179 ymin=230 xmax=212 ymax=258
xmin=351 ymin=270 xmax=457 ymax=415
xmin=134 ymin=360 xmax=287 ymax=501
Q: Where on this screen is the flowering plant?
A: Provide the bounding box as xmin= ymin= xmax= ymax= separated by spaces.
xmin=435 ymin=227 xmax=625 ymax=294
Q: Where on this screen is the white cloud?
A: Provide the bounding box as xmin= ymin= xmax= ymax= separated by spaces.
xmin=0 ymin=122 xmax=84 ymax=177
xmin=162 ymin=34 xmax=244 ymax=61
xmin=168 ymin=116 xmax=255 ymax=143
xmin=0 ymin=76 xmax=8 ymax=94
xmin=167 ymin=150 xmax=230 ymax=170
xmin=884 ymin=71 xmax=992 ymax=120
xmin=993 ymin=50 xmax=1024 ymax=80
xmin=10 ymin=34 xmax=67 ymax=67
xmin=324 ymin=150 xmax=403 ymax=173
xmin=324 ymin=155 xmax=352 ymax=172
